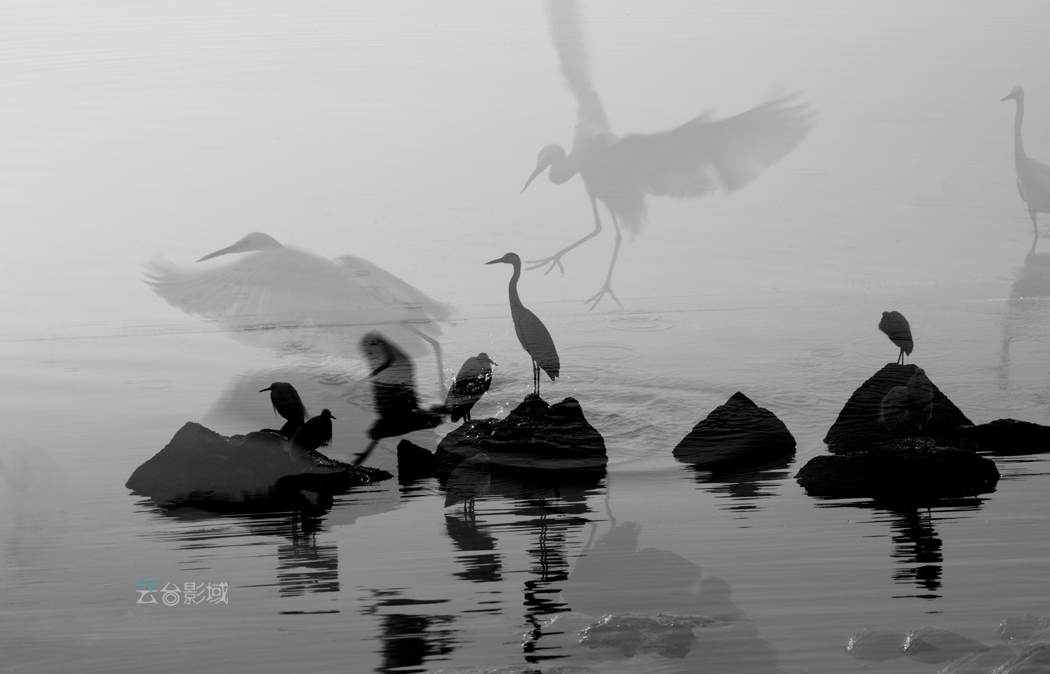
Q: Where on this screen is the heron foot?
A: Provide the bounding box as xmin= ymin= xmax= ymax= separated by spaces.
xmin=585 ymin=281 xmax=622 ymax=310
xmin=525 ymin=254 xmax=567 ymax=276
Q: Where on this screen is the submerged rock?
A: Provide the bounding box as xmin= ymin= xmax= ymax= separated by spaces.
xmin=578 ymin=613 xmax=713 ymax=659
xmin=824 ymin=364 xmax=972 ymax=453
xmin=435 ymin=396 xmax=606 ymax=472
xmin=997 ymin=615 xmax=1050 ymax=645
xmin=992 ymin=643 xmax=1050 ymax=673
xmin=796 ymin=442 xmax=999 ymax=500
xmin=903 ymin=626 xmax=990 ymax=665
xmin=963 ymin=419 xmax=1050 ymax=456
xmin=126 ymin=422 xmax=390 ymax=506
xmin=936 ymin=645 xmax=1015 ymax=674
xmin=845 ymin=627 xmax=908 ymax=661
xmin=672 ymin=392 xmax=795 ymax=471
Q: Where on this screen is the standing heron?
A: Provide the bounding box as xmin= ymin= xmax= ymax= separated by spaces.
xmin=522 ymin=0 xmax=813 ymax=308
xmin=352 ymin=332 xmax=443 ymax=466
xmin=487 ymin=253 xmax=560 ymax=398
xmin=144 ymin=232 xmax=452 ymax=389
xmin=259 ymin=382 xmax=308 ymax=438
xmin=878 ymin=311 xmax=913 ymax=364
xmin=291 ymin=409 xmax=336 ymax=452
xmin=1002 ymin=87 xmax=1050 ymax=236
xmin=444 ymin=353 xmax=498 ymax=423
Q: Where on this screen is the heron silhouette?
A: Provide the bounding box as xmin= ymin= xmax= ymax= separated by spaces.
xmin=352 ymin=332 xmax=443 ymax=466
xmin=487 ymin=253 xmax=560 ymax=398
xmin=259 ymin=382 xmax=308 ymax=437
xmin=1002 ymin=87 xmax=1050 ymax=236
xmin=144 ymin=232 xmax=452 ymax=389
xmin=291 ymin=409 xmax=336 ymax=452
xmin=522 ymin=0 xmax=814 ymax=308
xmin=878 ymin=311 xmax=913 ymax=364
xmin=444 ymin=353 xmax=497 ymax=423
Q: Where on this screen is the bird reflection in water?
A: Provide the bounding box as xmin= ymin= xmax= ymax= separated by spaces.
xmin=144 ymin=232 xmax=452 ymax=389
xmin=353 ymin=332 xmax=443 ymax=466
xmin=522 ymin=0 xmax=813 ymax=308
xmin=487 ymin=253 xmax=561 ymax=398
xmin=361 ymin=589 xmax=457 ymax=674
xmin=443 ymin=452 xmax=491 ymax=519
xmin=999 ymin=232 xmax=1050 ymax=388
xmin=1002 ymin=87 xmax=1050 ymax=237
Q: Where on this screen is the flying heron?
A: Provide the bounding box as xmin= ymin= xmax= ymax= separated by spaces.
xmin=487 ymin=253 xmax=560 ymax=398
xmin=521 ymin=0 xmax=813 ymax=308
xmin=259 ymin=382 xmax=308 ymax=437
xmin=1002 ymin=87 xmax=1050 ymax=236
xmin=144 ymin=232 xmax=452 ymax=390
xmin=352 ymin=332 xmax=443 ymax=466
xmin=291 ymin=409 xmax=336 ymax=452
xmin=878 ymin=311 xmax=913 ymax=364
xmin=444 ymin=353 xmax=497 ymax=423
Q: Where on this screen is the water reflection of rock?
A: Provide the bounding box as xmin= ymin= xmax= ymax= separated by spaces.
xmin=543 ymin=521 xmax=780 ymax=671
xmin=685 ymin=458 xmax=793 ymax=513
xmin=361 ymin=589 xmax=458 ymax=674
xmin=999 ymin=233 xmax=1050 ymax=387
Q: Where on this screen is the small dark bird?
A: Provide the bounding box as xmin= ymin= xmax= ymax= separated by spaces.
xmin=487 ymin=253 xmax=560 ymax=398
xmin=878 ymin=311 xmax=913 ymax=364
xmin=353 ymin=332 xmax=443 ymax=466
xmin=291 ymin=409 xmax=336 ymax=451
xmin=444 ymin=353 xmax=497 ymax=422
xmin=259 ymin=382 xmax=307 ymax=437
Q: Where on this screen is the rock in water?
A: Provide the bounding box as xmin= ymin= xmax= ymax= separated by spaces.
xmin=963 ymin=419 xmax=1050 ymax=456
xmin=126 ymin=422 xmax=390 ymax=506
xmin=824 ymin=364 xmax=972 ymax=453
xmin=435 ymin=396 xmax=606 ymax=472
xmin=902 ymin=626 xmax=990 ymax=664
xmin=672 ymin=392 xmax=795 ymax=471
xmin=845 ymin=628 xmax=907 ymax=661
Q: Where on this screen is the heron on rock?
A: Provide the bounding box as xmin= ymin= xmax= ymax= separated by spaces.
xmin=259 ymin=382 xmax=308 ymax=437
xmin=291 ymin=409 xmax=336 ymax=452
xmin=878 ymin=311 xmax=913 ymax=364
xmin=521 ymin=0 xmax=813 ymax=308
xmin=144 ymin=232 xmax=452 ymax=390
xmin=1002 ymin=87 xmax=1050 ymax=236
xmin=487 ymin=253 xmax=560 ymax=398
xmin=444 ymin=353 xmax=497 ymax=423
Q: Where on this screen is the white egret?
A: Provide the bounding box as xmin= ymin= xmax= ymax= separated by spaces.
xmin=144 ymin=232 xmax=452 ymax=388
xmin=1002 ymin=87 xmax=1050 ymax=236
xmin=522 ymin=0 xmax=814 ymax=308
xmin=487 ymin=253 xmax=560 ymax=398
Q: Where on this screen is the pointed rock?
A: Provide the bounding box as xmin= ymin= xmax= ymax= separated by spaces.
xmin=672 ymin=392 xmax=796 ymax=471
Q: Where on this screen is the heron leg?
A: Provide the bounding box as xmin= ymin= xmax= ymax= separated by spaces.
xmin=1031 ymin=209 xmax=1041 ymax=238
xmin=526 ymin=194 xmax=605 ymax=275
xmin=406 ymin=325 xmax=446 ymax=396
xmin=352 ymin=438 xmax=380 ymax=466
xmin=585 ymin=212 xmax=625 ymax=310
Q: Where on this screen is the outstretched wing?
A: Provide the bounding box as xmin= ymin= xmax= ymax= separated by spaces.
xmin=359 ymin=332 xmax=420 ymax=417
xmin=547 ymin=0 xmax=609 ymax=130
xmin=615 ymin=93 xmax=814 ymax=198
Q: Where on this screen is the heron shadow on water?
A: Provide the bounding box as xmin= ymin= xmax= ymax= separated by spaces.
xmin=1002 ymin=87 xmax=1050 ymax=237
xmin=487 ymin=253 xmax=560 ymax=399
xmin=352 ymin=332 xmax=443 ymax=466
xmin=144 ymin=232 xmax=452 ymax=391
xmin=521 ymin=0 xmax=814 ymax=309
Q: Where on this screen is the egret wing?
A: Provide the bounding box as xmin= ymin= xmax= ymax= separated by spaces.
xmin=547 ymin=0 xmax=609 ymax=130
xmin=615 ymin=93 xmax=813 ymax=198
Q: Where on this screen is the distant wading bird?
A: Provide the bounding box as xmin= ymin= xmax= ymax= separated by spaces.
xmin=487 ymin=253 xmax=560 ymax=398
xmin=444 ymin=353 xmax=497 ymax=423
xmin=260 ymin=382 xmax=308 ymax=437
xmin=352 ymin=332 xmax=443 ymax=466
xmin=878 ymin=311 xmax=913 ymax=364
xmin=522 ymin=0 xmax=813 ymax=308
xmin=144 ymin=232 xmax=452 ymax=389
xmin=1002 ymin=87 xmax=1050 ymax=236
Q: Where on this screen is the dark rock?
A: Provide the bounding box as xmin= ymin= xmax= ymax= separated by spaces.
xmin=126 ymin=422 xmax=390 ymax=506
xmin=396 ymin=439 xmax=434 ymax=483
xmin=435 ymin=395 xmax=606 ymax=473
xmin=962 ymin=418 xmax=1050 ymax=456
xmin=796 ymin=442 xmax=999 ymax=500
xmin=672 ymin=392 xmax=795 ymax=471
xmin=578 ymin=613 xmax=712 ymax=659
xmin=824 ymin=364 xmax=972 ymax=453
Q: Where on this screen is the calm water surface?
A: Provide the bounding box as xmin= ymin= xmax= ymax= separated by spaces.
xmin=2 ymin=2 xmax=1050 ymax=673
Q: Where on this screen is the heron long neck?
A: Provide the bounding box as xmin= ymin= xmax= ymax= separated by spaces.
xmin=507 ymin=261 xmax=524 ymax=309
xmin=1013 ymin=97 xmax=1026 ymax=160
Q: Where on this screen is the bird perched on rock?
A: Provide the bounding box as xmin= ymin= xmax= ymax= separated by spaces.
xmin=444 ymin=353 xmax=497 ymax=423
xmin=1002 ymin=87 xmax=1050 ymax=236
xmin=521 ymin=0 xmax=813 ymax=308
xmin=878 ymin=311 xmax=913 ymax=364
xmin=291 ymin=409 xmax=336 ymax=452
xmin=879 ymin=368 xmax=934 ymax=439
xmin=487 ymin=253 xmax=560 ymax=398
xmin=259 ymin=382 xmax=307 ymax=437
xmin=353 ymin=332 xmax=443 ymax=466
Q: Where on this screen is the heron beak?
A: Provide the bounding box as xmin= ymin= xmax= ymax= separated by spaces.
xmin=521 ymin=164 xmax=546 ymax=194
xmin=1001 ymin=94 xmax=1012 ymax=101
xmin=259 ymin=386 xmax=273 ymax=392
xmin=330 ymin=414 xmax=337 ymax=420
xmin=485 ymin=257 xmax=504 ymax=265
xmin=197 ymin=244 xmax=240 ymax=262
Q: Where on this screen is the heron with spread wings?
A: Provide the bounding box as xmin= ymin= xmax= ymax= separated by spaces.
xmin=144 ymin=232 xmax=453 ymax=389
xmin=522 ymin=0 xmax=814 ymax=308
